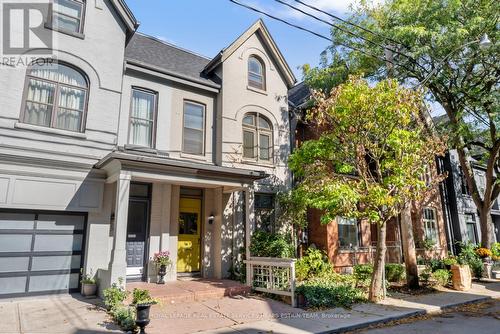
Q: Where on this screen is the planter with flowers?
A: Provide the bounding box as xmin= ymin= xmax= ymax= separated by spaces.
xmin=153 ymin=251 xmax=172 ymax=284
xmin=476 ymin=247 xmax=493 ymax=278
xmin=80 ymin=269 xmax=97 ymax=297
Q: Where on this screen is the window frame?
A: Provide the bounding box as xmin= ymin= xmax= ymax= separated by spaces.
xmin=127 ymin=87 xmax=158 ymax=148
xmin=337 ymin=216 xmax=360 ymax=249
xmin=422 ymin=207 xmax=439 ymax=245
xmin=182 ymin=100 xmax=206 ymax=156
xmin=20 ymin=60 xmax=89 ymax=133
xmin=242 ymin=112 xmax=273 ymax=163
xmin=47 ymin=0 xmax=86 ymax=37
xmin=254 ymin=192 xmax=276 ymax=233
xmin=465 ymin=213 xmax=478 ymax=244
xmin=247 ymin=56 xmax=266 ymax=91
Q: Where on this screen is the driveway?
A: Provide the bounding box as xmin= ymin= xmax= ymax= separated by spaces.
xmin=0 ymin=294 xmax=120 ymax=334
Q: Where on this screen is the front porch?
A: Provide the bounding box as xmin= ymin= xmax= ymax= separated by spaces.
xmin=127 ymin=278 xmax=251 ymax=304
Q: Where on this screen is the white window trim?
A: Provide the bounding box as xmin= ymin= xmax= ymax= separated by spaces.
xmin=182 ymin=100 xmax=206 ymax=156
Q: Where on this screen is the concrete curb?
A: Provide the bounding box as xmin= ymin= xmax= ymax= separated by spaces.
xmin=320 ymin=295 xmax=495 ymax=334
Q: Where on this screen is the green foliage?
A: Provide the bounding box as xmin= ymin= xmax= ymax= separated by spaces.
xmin=102 ymin=282 xmax=128 ymax=311
xmin=432 ymin=269 xmax=451 ymax=287
xmin=443 ymin=255 xmax=458 ymax=266
xmin=419 ymin=267 xmax=432 ymax=283
xmin=295 ymin=248 xmax=333 ymax=281
xmin=353 ymin=264 xmax=373 ymax=287
xmin=110 ymin=305 xmax=136 ymax=332
xmin=491 ymin=242 xmax=500 ymax=259
xmin=131 ymin=288 xmax=157 ymax=305
xmin=80 ymin=268 xmax=96 ymax=284
xmin=276 ymin=191 xmax=308 ymax=229
xmin=297 ymin=277 xmax=366 ymax=309
xmin=457 ymin=242 xmax=484 ymax=279
xmin=249 ymin=231 xmax=294 ymax=258
xmin=385 ymin=263 xmax=406 ymax=282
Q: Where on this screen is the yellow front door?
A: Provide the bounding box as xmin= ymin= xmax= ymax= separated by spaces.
xmin=177 ymin=198 xmax=201 ymax=272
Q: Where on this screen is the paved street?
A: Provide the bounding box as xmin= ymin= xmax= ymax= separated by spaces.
xmin=356 ymin=299 xmax=500 ymax=334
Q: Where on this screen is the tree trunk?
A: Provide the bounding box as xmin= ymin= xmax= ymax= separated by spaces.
xmin=400 ymin=203 xmax=419 ymax=289
xmin=479 ymin=205 xmax=494 ymax=249
xmin=369 ymin=222 xmax=387 ymax=302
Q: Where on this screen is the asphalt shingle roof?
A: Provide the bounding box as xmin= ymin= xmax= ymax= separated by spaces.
xmin=125 ymin=33 xmax=218 ymax=86
xmin=288 ymin=81 xmax=311 ymax=108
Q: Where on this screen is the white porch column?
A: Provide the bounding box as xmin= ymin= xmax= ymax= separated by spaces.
xmin=109 ymin=171 xmax=131 ymax=286
xmin=244 ymin=187 xmax=255 ymax=286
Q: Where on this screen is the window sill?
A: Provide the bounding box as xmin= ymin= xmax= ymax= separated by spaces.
xmin=180 ymin=152 xmax=209 ymax=162
xmin=241 ymin=158 xmax=275 ymax=168
xmin=44 ymin=23 xmax=85 ymax=40
xmin=247 ymin=85 xmax=268 ymax=96
xmin=15 ymin=122 xmax=87 ymax=139
xmin=123 ymin=144 xmax=157 ymax=154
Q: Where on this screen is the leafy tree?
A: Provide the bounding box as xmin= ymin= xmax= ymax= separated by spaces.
xmin=289 ymin=76 xmax=445 ymax=301
xmin=306 ymin=0 xmax=499 ymax=247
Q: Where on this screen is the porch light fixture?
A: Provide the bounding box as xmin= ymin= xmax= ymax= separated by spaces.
xmin=208 ymin=214 xmax=215 ymax=224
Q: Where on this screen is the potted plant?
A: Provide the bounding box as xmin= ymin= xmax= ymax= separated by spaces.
xmin=80 ymin=269 xmax=97 ymax=297
xmin=475 ymin=247 xmax=492 ymax=262
xmin=153 ymin=251 xmax=171 ymax=284
xmin=443 ymin=256 xmax=458 ymax=270
xmin=131 ymin=288 xmax=158 ymax=334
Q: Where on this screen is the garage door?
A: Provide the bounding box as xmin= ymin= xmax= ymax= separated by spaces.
xmin=0 ymin=211 xmax=86 ymax=297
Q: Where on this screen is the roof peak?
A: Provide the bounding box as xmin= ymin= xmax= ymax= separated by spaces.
xmin=135 ymin=32 xmax=212 ymax=60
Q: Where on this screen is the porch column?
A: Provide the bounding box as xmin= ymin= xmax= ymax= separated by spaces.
xmin=109 ymin=171 xmax=131 ymax=286
xmin=244 ymin=187 xmax=255 ymax=286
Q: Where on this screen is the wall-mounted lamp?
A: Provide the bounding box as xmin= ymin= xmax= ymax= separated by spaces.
xmin=208 ymin=214 xmax=215 ymax=224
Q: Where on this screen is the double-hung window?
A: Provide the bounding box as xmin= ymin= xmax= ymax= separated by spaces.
xmin=248 ymin=56 xmax=265 ymax=90
xmin=465 ymin=213 xmax=478 ymax=244
xmin=129 ymin=88 xmax=156 ymax=148
xmin=423 ymin=207 xmax=439 ymax=245
xmin=337 ymin=217 xmax=359 ymax=248
xmin=51 ymin=0 xmax=85 ymax=34
xmin=22 ymin=62 xmax=88 ymax=132
xmin=242 ymin=113 xmax=273 ymax=162
xmin=183 ymin=101 xmax=205 ymax=155
xmin=255 ymin=193 xmax=275 ymax=232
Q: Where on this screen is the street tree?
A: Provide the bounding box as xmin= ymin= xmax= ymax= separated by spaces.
xmin=289 ymin=76 xmax=445 ymax=301
xmin=304 ymin=0 xmax=499 ymax=248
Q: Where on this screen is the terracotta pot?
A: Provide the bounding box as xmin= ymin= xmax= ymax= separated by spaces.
xmin=81 ymin=283 xmax=97 ymax=297
xmin=451 ymin=264 xmax=472 ymax=291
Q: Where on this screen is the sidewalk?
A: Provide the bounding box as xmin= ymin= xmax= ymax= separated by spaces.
xmin=146 ymin=280 xmax=500 ymax=334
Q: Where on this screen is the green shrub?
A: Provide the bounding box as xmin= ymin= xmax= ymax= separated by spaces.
xmin=491 ymin=242 xmax=500 ymax=260
xmin=428 ymin=258 xmax=446 ymax=272
xmin=419 ymin=266 xmax=432 ymax=283
xmin=353 ymin=264 xmax=373 ymax=286
xmin=131 ymin=288 xmax=157 ymax=305
xmin=457 ymin=242 xmax=484 ymax=279
xmin=443 ymin=256 xmax=458 ymax=266
xmin=432 ymin=269 xmax=451 ymax=286
xmin=297 ymin=277 xmax=366 ymax=308
xmin=385 ymin=263 xmax=406 ymax=282
xmin=295 ymin=248 xmax=333 ymax=280
xmin=249 ymin=231 xmax=295 ymax=258
xmin=111 ymin=305 xmax=136 ymax=332
xmin=103 ymin=282 xmax=128 ymax=311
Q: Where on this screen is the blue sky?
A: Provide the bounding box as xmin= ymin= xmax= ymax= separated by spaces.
xmin=125 ymin=0 xmax=360 ymax=82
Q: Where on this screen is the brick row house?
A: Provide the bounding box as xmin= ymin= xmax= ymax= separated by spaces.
xmin=289 ymin=82 xmax=449 ymax=271
xmin=0 ymin=0 xmax=296 ymax=297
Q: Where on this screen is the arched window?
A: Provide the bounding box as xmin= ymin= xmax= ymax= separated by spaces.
xmin=242 ymin=113 xmax=273 ymax=162
xmin=21 ymin=61 xmax=89 ymax=132
xmin=248 ymin=56 xmax=265 ymax=90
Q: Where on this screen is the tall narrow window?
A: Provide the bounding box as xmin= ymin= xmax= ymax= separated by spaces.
xmin=248 ymin=56 xmax=265 ymax=90
xmin=242 ymin=113 xmax=273 ymax=162
xmin=465 ymin=213 xmax=478 ymax=244
xmin=423 ymin=207 xmax=439 ymax=245
xmin=337 ymin=217 xmax=359 ymax=248
xmin=51 ymin=0 xmax=85 ymax=34
xmin=255 ymin=193 xmax=275 ymax=232
xmin=22 ymin=62 xmax=88 ymax=132
xmin=183 ymin=101 xmax=205 ymax=155
xmin=459 ymin=168 xmax=471 ymax=196
xmin=129 ymin=88 xmax=156 ymax=147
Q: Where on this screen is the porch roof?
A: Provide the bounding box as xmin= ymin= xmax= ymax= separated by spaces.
xmin=95 ymin=150 xmax=268 ymax=188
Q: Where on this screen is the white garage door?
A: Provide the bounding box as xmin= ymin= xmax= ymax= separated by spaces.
xmin=0 ymin=211 xmax=86 ymax=297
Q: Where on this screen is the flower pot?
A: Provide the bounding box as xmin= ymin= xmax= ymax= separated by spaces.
xmin=451 ymin=264 xmax=472 ymax=291
xmin=483 ymin=262 xmax=492 ymax=279
xmin=135 ymin=304 xmax=152 ymax=334
xmin=157 ymin=264 xmax=167 ymax=284
xmin=81 ymin=283 xmax=97 ymax=297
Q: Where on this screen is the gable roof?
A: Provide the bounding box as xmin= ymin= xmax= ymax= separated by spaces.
xmin=111 ymin=0 xmax=139 ymax=37
xmin=125 ymin=33 xmax=220 ymax=88
xmin=288 ymin=81 xmax=311 ymax=109
xmin=203 ymin=19 xmax=296 ymax=88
